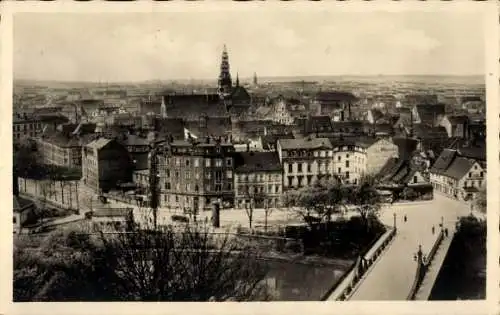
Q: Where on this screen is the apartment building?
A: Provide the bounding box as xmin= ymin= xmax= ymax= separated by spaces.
xmin=233 ymin=151 xmax=283 ymax=209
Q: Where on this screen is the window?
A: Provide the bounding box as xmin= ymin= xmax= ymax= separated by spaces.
xmin=480 ymin=171 xmax=484 ymax=177
xmin=175 ymin=195 xmax=179 ymax=202
xmin=468 ymin=172 xmax=472 ymax=178
xmin=176 ymin=158 xmax=180 ymax=166
xmin=13 ymin=216 xmax=16 ymax=224
xmin=227 ymin=170 xmax=233 ymax=179
xmin=346 ymin=161 xmax=349 ymax=168
xmin=346 ymin=154 xmax=350 ymax=159
xmin=205 ymin=159 xmax=211 ymax=167
xmin=413 ymin=176 xmax=418 ymax=184
xmin=206 ymin=171 xmax=212 ymax=179
xmin=215 ymin=171 xmax=223 ymax=182
xmin=186 ymin=184 xmax=191 ymax=191
xmin=226 ymin=158 xmax=232 ymax=166
xmin=185 ymin=159 xmax=190 ymax=167
xmin=195 ymin=185 xmax=199 ymax=192
xmin=176 ymin=183 xmax=180 ymax=191
xmin=215 ymin=184 xmax=222 ymax=192
xmin=298 ymin=163 xmax=302 ymax=173
xmin=346 ymin=171 xmax=350 ymax=179
xmin=165 ymin=182 xmax=171 ymax=190
xmin=215 ymin=159 xmax=223 ymax=167
xmin=185 ymin=172 xmax=190 ymax=179
xmin=275 ymin=185 xmax=280 ymax=193
xmin=338 ymin=167 xmax=341 ymax=173
xmin=227 ymin=183 xmax=232 ymax=191
xmin=175 ymin=171 xmax=179 ymax=178
xmin=307 ymin=163 xmax=312 ymax=173
xmin=474 ymin=165 xmax=478 ymax=170
xmin=338 ymin=156 xmax=341 ymax=161
xmin=288 ymin=176 xmax=293 ymax=187
xmin=288 ymin=164 xmax=292 ymax=172
xmin=194 ymin=158 xmax=199 ymax=167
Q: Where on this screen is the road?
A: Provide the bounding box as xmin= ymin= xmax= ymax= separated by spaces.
xmin=349 ymin=193 xmax=471 ymax=300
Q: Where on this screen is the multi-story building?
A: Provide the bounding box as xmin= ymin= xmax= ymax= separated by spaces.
xmin=330 ymin=137 xmax=399 ymax=184
xmin=13 ymin=113 xmax=42 ymax=142
xmin=82 ymin=138 xmax=133 ymax=193
xmin=159 ymin=137 xmax=235 ymax=213
xmin=233 ymin=151 xmax=283 ymax=209
xmin=277 ymin=137 xmax=334 ymax=190
xmin=429 ymin=148 xmax=486 ymax=201
xmin=35 ymin=123 xmax=96 ymax=168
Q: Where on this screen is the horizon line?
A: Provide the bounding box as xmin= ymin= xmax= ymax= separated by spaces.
xmin=14 ymin=73 xmax=485 ymax=85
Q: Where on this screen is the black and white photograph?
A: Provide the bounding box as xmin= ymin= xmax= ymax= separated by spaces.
xmin=9 ymin=5 xmax=491 ymax=305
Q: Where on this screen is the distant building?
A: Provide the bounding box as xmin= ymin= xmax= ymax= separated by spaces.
xmin=233 ymin=151 xmax=283 ymax=209
xmin=13 ymin=195 xmax=35 ymax=233
xmin=412 ymin=104 xmax=445 ymax=127
xmin=82 ymin=138 xmax=133 ymax=193
xmin=438 ymin=115 xmax=470 ymax=138
xmin=312 ymin=91 xmax=357 ymax=121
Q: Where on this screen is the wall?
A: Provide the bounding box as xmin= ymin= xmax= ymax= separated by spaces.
xmin=366 ymin=139 xmax=398 ymax=175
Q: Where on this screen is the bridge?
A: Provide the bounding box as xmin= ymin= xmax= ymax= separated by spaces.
xmin=328 ymin=193 xmax=475 ymax=301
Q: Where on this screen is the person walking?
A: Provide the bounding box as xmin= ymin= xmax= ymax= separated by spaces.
xmin=404 ymin=215 xmax=407 ymax=223
xmin=432 ymin=226 xmax=435 ymax=234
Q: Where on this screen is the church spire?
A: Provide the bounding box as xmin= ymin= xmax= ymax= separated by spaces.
xmin=236 ymin=72 xmax=239 ymax=87
xmin=218 ymin=44 xmax=232 ymax=96
xmin=253 ymin=72 xmax=258 ymax=86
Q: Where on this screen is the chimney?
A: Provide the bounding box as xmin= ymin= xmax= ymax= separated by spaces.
xmin=340 ymin=110 xmax=345 ymax=122
xmin=246 ymin=142 xmax=250 ymax=152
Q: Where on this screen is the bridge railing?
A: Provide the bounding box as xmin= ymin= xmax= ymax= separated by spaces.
xmin=322 ymin=226 xmax=397 ymax=301
xmin=407 ymin=229 xmax=444 ymax=300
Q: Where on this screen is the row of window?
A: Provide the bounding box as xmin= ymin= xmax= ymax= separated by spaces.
xmin=237 ymin=184 xmax=281 ymax=195
xmin=283 ymin=150 xmax=332 ymax=158
xmin=164 ymin=182 xmax=232 ymax=192
xmin=165 ymin=170 xmax=233 ymax=181
xmin=235 ymin=173 xmax=281 ymax=182
xmin=286 ymin=162 xmax=331 ymax=173
xmin=13 ymin=123 xmax=41 ymax=132
xmin=169 ymin=157 xmax=233 ymax=168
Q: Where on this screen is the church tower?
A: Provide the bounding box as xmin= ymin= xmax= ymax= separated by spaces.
xmin=218 ymin=45 xmax=232 ymax=97
xmin=160 ymin=96 xmax=167 ymax=118
xmin=253 ymin=72 xmax=258 ymax=86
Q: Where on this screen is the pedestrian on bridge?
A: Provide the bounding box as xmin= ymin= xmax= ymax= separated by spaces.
xmin=432 ymin=226 xmax=435 ymax=235
xmin=404 ymin=215 xmax=407 ymax=223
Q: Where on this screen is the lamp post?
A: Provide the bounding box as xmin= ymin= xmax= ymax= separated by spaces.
xmin=393 ymin=212 xmax=397 ymax=229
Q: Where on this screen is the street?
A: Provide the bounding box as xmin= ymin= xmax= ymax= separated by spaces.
xmin=349 ymin=193 xmax=471 ymax=300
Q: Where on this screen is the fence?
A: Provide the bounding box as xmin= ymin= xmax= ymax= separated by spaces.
xmin=406 ymin=229 xmax=444 ymax=300
xmin=321 ymin=226 xmax=397 ymax=301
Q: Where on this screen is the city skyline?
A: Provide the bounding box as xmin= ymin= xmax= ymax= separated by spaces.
xmin=14 ymin=11 xmax=486 ymax=82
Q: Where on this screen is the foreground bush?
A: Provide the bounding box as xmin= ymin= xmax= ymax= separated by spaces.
xmin=14 ymin=222 xmax=272 ymax=301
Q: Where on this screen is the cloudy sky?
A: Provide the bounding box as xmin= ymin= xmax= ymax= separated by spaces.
xmin=14 ymin=11 xmax=485 ymax=82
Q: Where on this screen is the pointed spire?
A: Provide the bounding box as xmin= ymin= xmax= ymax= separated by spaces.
xmin=236 ymin=72 xmax=239 ymax=87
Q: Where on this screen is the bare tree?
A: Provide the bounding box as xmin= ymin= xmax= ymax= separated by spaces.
xmin=345 ymin=175 xmax=382 ymax=231
xmin=263 ymin=198 xmax=273 ymax=232
xmin=36 ymin=180 xmax=54 ymax=223
xmin=97 ymin=219 xmax=272 ymax=301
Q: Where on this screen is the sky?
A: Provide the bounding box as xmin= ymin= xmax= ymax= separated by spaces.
xmin=13 ymin=11 xmax=486 ymax=82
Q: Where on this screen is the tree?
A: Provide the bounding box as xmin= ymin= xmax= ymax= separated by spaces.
xmin=14 ymin=221 xmax=272 ymax=301
xmin=263 ymin=198 xmax=273 ymax=233
xmin=36 ymin=180 xmax=54 ymax=223
xmin=345 ymin=176 xmax=382 ymax=231
xmin=283 ymin=179 xmax=346 ymax=229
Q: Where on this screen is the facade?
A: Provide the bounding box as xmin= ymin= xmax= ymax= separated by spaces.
xmin=438 ymin=115 xmax=469 ymax=138
xmin=13 ymin=113 xmax=42 ymax=142
xmin=233 ymin=151 xmax=283 ymax=209
xmin=429 ymin=149 xmax=486 ymax=200
xmin=82 ymin=138 xmax=133 ymax=193
xmin=330 ymin=140 xmax=368 ymax=185
xmin=364 ymin=138 xmax=399 ymax=175
xmin=412 ymin=104 xmax=445 ymax=127
xmin=277 ymin=137 xmax=334 ymax=189
xmin=159 ymin=138 xmax=236 ymax=212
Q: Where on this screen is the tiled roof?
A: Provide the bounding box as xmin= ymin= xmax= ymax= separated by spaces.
xmin=415 ymin=104 xmax=445 ymax=124
xmin=87 ymin=138 xmax=113 ymax=150
xmin=41 ymin=130 xmax=95 ymax=148
xmin=447 ymin=115 xmax=469 ymax=125
xmin=231 ymin=86 xmax=251 ymax=100
xmin=413 ymin=124 xmax=448 ymax=140
xmin=278 ymin=137 xmax=332 ymax=150
xmin=315 ymin=91 xmax=357 ymax=102
xmin=233 ymin=151 xmax=282 ymax=173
